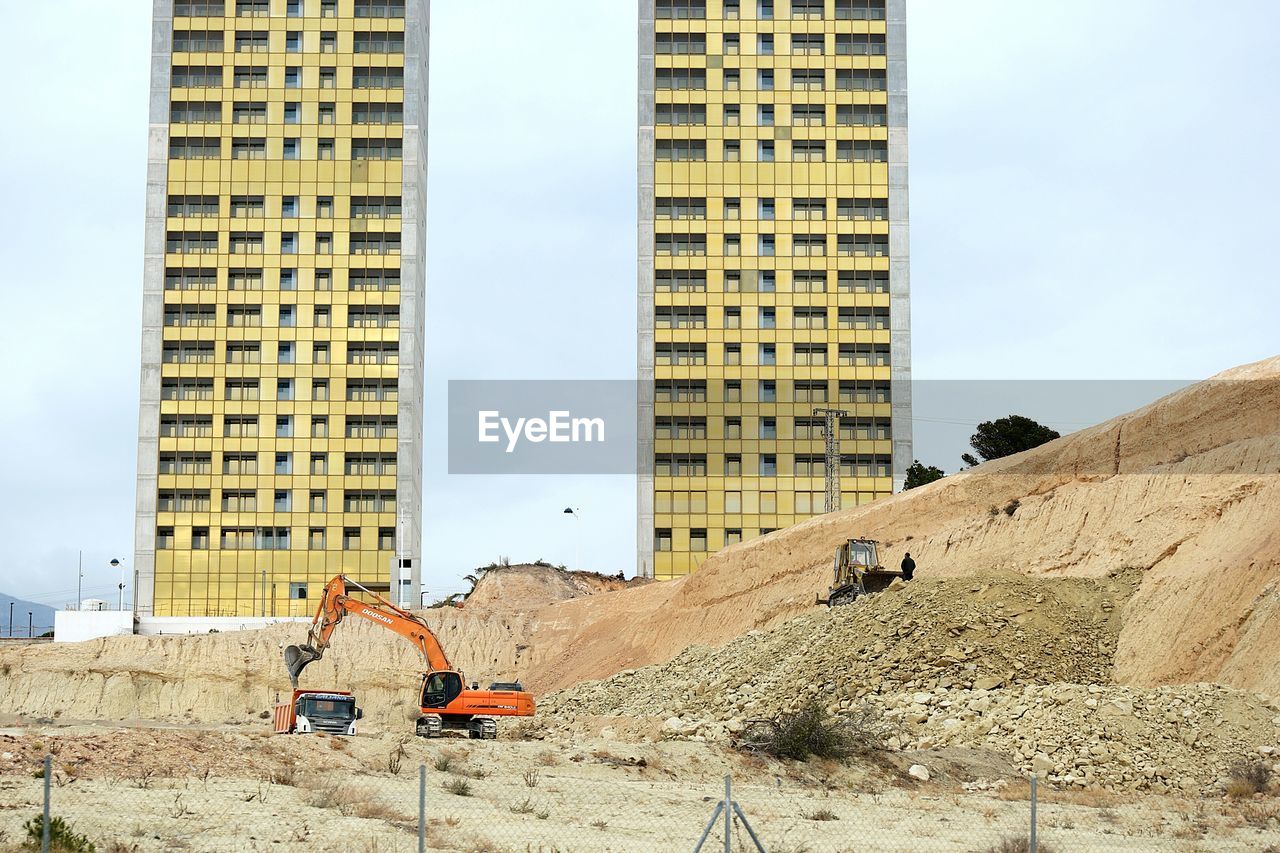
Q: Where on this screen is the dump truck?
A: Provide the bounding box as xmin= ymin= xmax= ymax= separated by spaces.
xmin=284 ymin=575 xmax=535 ymax=739
xmin=273 ymin=688 xmax=362 ymax=736
xmin=817 ymin=538 xmax=903 ymax=606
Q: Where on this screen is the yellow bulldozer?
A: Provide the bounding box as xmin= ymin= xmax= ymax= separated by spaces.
xmin=816 ymin=538 xmax=903 ymax=607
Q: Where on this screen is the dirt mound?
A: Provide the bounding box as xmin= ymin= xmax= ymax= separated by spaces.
xmin=542 ymin=574 xmax=1280 ymax=793
xmin=544 ymin=574 xmax=1133 ymax=721
xmin=522 ymin=356 xmax=1280 ymax=695
xmin=459 ymin=563 xmax=637 ymax=612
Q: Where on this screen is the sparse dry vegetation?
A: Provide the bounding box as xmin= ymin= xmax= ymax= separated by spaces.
xmin=443 ymin=777 xmax=472 ymax=797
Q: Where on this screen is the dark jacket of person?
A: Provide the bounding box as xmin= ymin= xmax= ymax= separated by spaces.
xmin=900 ymin=555 xmax=916 ymax=581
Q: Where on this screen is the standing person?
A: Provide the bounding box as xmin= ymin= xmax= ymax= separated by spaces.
xmin=900 ymin=552 xmax=916 ymax=581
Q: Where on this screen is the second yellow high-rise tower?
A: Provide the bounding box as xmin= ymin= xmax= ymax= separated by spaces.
xmin=638 ymin=0 xmax=912 ymax=579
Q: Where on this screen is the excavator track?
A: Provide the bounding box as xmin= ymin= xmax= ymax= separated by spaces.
xmin=416 ymin=715 xmax=443 ymax=738
xmin=468 ymin=717 xmax=498 ymax=740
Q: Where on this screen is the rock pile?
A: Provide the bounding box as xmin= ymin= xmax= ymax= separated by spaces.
xmin=546 ymin=574 xmax=1127 ymax=722
xmin=544 ymin=574 xmax=1280 ymax=792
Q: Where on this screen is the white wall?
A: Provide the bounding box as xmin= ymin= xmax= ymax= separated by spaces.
xmin=137 ymin=616 xmax=308 ymax=636
xmin=54 ymin=610 xmax=134 ymax=643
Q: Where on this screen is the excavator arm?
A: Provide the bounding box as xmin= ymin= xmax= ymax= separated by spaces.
xmin=285 ymin=575 xmax=452 ymax=687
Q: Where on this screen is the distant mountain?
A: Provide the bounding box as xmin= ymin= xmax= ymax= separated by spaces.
xmin=0 ymin=594 xmax=55 ymax=637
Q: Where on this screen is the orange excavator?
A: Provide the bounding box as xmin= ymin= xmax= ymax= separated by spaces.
xmin=284 ymin=575 xmax=535 ymax=739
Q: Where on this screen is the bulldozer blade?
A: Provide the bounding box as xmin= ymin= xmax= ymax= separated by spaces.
xmin=284 ymin=644 xmax=319 ymax=688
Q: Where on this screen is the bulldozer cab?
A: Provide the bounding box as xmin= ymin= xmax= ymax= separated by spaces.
xmin=820 ymin=537 xmax=902 ymax=606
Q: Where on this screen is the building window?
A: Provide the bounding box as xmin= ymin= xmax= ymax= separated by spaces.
xmin=761 ymin=492 xmax=778 ymax=513
xmin=760 ymin=381 xmax=777 ymax=403
xmin=757 ymin=69 xmax=774 ymax=91
xmin=343 ymin=527 xmax=362 ymax=550
xmin=319 ymin=103 xmax=336 ymax=124
xmin=283 ymin=103 xmax=300 ymax=124
xmin=221 ymin=490 xmax=256 ymax=512
xmin=230 ymin=195 xmax=265 ymax=217
xmin=172 ymin=65 xmax=223 ymax=88
xmin=312 ymin=380 xmax=330 ymax=401
xmin=758 ymin=141 xmax=774 ymax=162
xmin=285 ymin=67 xmax=301 ymax=88
xmin=283 ymin=138 xmax=300 ymax=160
xmin=758 ymin=235 xmax=775 ymax=256
xmin=353 ymin=67 xmax=405 ymax=89
xmin=223 ymin=416 xmax=258 ymax=437
xmin=352 ymin=139 xmax=404 ymax=160
xmin=275 ymin=453 xmax=293 ymax=476
xmin=354 ymin=0 xmax=406 ymax=15
xmin=170 ymin=102 xmax=222 ymax=124
xmin=276 ymin=416 xmax=293 ymax=438
xmin=156 ymin=527 xmax=175 ymax=549
xmin=285 ymin=31 xmax=301 ymax=52
xmin=317 ymin=196 xmax=335 ymax=217
xmin=656 ymin=140 xmax=707 ymax=162
xmin=234 ymin=30 xmax=268 ymax=52
xmin=353 ymin=103 xmax=405 ymax=124
xmin=232 ymin=102 xmax=266 ymax=124
xmin=311 ymin=453 xmax=328 ymax=475
xmin=175 ymin=2 xmax=225 ymax=15
xmin=759 ymin=344 xmax=776 ymax=366
xmin=723 ymin=140 xmax=740 ymax=162
xmin=277 ymin=379 xmax=294 ymax=401
xmin=757 ymin=33 xmax=773 ymax=55
xmin=655 ymin=529 xmax=672 ymax=552
xmin=309 ymin=529 xmax=326 ymax=550
xmin=724 ymin=455 xmax=742 ymax=476
xmin=722 ymin=104 xmax=739 ymax=126
xmin=223 ymin=453 xmax=257 ymax=475
xmin=690 ymin=529 xmax=708 ymax=552
xmin=353 ymin=32 xmax=405 ymax=53
xmin=233 ymin=67 xmax=267 ymax=88
xmin=311 ymin=417 xmax=328 ymax=439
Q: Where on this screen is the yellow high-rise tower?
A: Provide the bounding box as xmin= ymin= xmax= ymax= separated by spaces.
xmin=134 ymin=0 xmax=428 ymax=617
xmin=638 ymin=0 xmax=911 ymax=579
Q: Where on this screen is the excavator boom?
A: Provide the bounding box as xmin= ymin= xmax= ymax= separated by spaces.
xmin=285 ymin=575 xmax=451 ymax=686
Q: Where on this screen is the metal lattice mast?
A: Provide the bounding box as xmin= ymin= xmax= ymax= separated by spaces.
xmin=813 ymin=408 xmax=849 ymax=513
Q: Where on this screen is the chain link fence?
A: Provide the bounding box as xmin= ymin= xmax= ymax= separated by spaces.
xmin=6 ymin=748 xmax=1280 ymax=852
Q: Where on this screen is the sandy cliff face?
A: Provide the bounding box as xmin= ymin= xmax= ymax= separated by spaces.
xmin=2 ymin=358 xmax=1277 ymax=724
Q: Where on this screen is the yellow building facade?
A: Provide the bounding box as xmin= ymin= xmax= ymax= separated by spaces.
xmin=134 ymin=0 xmax=428 ymax=617
xmin=638 ymin=0 xmax=912 ymax=579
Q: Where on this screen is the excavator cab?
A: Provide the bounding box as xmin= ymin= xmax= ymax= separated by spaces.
xmin=421 ymin=671 xmax=464 ymax=709
xmin=818 ymin=537 xmax=903 ymax=606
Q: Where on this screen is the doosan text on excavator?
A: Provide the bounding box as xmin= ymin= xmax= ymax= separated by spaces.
xmin=284 ymin=575 xmax=535 ymax=739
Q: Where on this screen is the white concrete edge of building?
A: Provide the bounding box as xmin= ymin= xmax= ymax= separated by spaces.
xmin=55 ymin=611 xmax=309 ymax=642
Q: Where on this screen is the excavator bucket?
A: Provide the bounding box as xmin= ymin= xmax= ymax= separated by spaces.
xmin=284 ymin=644 xmax=320 ymax=688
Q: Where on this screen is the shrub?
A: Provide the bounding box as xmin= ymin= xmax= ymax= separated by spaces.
xmin=443 ymin=777 xmax=472 ymax=797
xmin=1227 ymin=760 xmax=1273 ymax=798
xmin=803 ymin=808 xmax=839 ymax=821
xmin=987 ymin=837 xmax=1054 ymax=853
xmin=749 ymin=702 xmax=867 ymax=761
xmin=433 ymin=755 xmax=453 ymax=773
xmin=1003 ymin=499 xmax=1021 ymax=516
xmin=23 ymin=816 xmax=96 ymax=852
xmin=509 ymin=798 xmax=536 ymax=815
xmin=523 ymin=769 xmax=540 ymax=788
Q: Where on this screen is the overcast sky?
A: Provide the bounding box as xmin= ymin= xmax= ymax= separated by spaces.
xmin=0 ymin=1 xmax=1277 ymax=609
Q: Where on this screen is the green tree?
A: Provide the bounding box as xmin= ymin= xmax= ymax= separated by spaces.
xmin=904 ymin=460 xmax=945 ymax=489
xmin=961 ymin=415 xmax=1060 ymax=467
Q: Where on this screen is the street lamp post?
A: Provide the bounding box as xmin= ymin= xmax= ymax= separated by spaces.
xmin=27 ymin=612 xmax=32 ymax=639
xmin=6 ymin=602 xmax=12 ymax=638
xmin=562 ymin=507 xmax=580 ymax=574
xmin=110 ymin=559 xmax=125 ymax=612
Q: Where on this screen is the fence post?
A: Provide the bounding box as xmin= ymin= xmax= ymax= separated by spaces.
xmin=1029 ymin=774 xmax=1038 ymax=853
xmin=723 ymin=775 xmax=732 ymax=853
xmin=42 ymin=754 xmax=51 ymax=853
xmin=418 ymin=764 xmax=426 ymax=853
